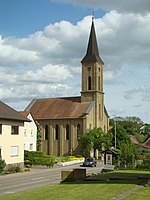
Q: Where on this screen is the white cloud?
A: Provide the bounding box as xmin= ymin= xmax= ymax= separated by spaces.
xmin=1 ymin=11 xmax=150 ymax=122
xmin=53 ymin=0 xmax=150 ymax=13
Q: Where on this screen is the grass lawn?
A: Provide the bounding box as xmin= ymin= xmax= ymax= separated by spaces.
xmin=123 ymin=186 xmax=150 ymax=200
xmin=0 ymin=170 xmax=149 ymax=200
xmin=0 ymin=180 xmax=142 ymax=200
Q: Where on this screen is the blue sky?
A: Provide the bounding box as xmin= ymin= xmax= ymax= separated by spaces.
xmin=0 ymin=0 xmax=150 ymax=123
xmin=0 ymin=0 xmax=104 ymax=37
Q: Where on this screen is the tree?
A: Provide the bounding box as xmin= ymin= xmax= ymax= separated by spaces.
xmin=118 ymin=142 xmax=140 ymax=168
xmin=80 ymin=128 xmax=112 ymax=157
xmin=36 ymin=121 xmax=42 ymax=151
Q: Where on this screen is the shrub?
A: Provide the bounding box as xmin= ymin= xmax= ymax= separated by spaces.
xmin=24 ymin=150 xmax=56 ymax=167
xmin=0 ymin=159 xmax=6 ymax=174
xmin=33 ymin=156 xmax=55 ymax=167
xmin=24 ymin=160 xmax=32 ymax=168
xmin=7 ymin=164 xmax=21 ymax=174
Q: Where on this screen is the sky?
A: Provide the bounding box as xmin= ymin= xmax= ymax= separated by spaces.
xmin=0 ymin=0 xmax=150 ymax=123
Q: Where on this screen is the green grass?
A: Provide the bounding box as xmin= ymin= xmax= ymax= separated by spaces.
xmin=123 ymin=186 xmax=150 ymax=200
xmin=0 ymin=170 xmax=149 ymax=200
xmin=0 ymin=180 xmax=141 ymax=200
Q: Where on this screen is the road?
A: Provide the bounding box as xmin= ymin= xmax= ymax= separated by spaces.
xmin=0 ymin=162 xmax=103 ymax=196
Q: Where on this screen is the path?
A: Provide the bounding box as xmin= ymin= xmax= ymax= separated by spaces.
xmin=111 ymin=185 xmax=144 ymax=200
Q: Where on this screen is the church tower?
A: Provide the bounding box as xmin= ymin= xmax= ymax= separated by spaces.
xmin=81 ymin=18 xmax=105 ymax=129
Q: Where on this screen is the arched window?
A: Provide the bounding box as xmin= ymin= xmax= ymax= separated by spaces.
xmin=98 ymin=76 xmax=100 ymax=91
xmin=66 ymin=124 xmax=69 ymax=140
xmin=45 ymin=125 xmax=49 ymax=140
xmin=55 ymin=124 xmax=59 ymax=140
xmin=77 ymin=124 xmax=81 ymax=140
xmin=88 ymin=76 xmax=91 ymax=90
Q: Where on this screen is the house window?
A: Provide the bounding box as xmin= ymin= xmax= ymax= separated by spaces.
xmin=45 ymin=125 xmax=49 ymax=140
xmin=30 ymin=144 xmax=33 ymax=151
xmin=77 ymin=124 xmax=81 ymax=140
xmin=88 ymin=76 xmax=92 ymax=90
xmin=24 ymin=129 xmax=27 ymax=137
xmin=66 ymin=124 xmax=69 ymax=140
xmin=11 ymin=126 xmax=19 ymax=135
xmin=55 ymin=125 xmax=59 ymax=140
xmin=0 ymin=124 xmax=2 ymax=134
xmin=31 ymin=130 xmax=33 ymax=137
xmin=10 ymin=146 xmax=19 ymax=157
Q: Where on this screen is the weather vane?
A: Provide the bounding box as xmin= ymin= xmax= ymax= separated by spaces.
xmin=92 ymin=9 xmax=95 ymax=20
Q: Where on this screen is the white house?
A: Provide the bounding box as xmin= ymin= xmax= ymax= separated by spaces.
xmin=19 ymin=111 xmax=37 ymax=151
xmin=0 ymin=101 xmax=30 ymax=166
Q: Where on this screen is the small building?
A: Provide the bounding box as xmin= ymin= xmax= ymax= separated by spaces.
xmin=19 ymin=111 xmax=37 ymax=151
xmin=0 ymin=101 xmax=30 ymax=167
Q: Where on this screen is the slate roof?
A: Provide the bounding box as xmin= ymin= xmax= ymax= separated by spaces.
xmin=81 ymin=19 xmax=104 ymax=64
xmin=25 ymin=96 xmax=93 ymax=120
xmin=0 ymin=101 xmax=30 ymax=122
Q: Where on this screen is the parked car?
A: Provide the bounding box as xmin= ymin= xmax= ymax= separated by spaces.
xmin=83 ymin=157 xmax=97 ymax=167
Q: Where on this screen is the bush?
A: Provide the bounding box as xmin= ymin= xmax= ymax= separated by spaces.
xmin=0 ymin=159 xmax=6 ymax=174
xmin=33 ymin=157 xmax=55 ymax=167
xmin=24 ymin=160 xmax=32 ymax=168
xmin=136 ymin=163 xmax=150 ymax=170
xmin=24 ymin=150 xmax=56 ymax=167
xmin=7 ymin=164 xmax=21 ymax=174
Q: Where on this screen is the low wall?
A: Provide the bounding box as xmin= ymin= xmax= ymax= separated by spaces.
xmin=61 ymin=168 xmax=86 ymax=182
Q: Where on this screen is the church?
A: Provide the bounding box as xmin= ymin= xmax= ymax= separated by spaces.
xmin=25 ymin=18 xmax=109 ymax=156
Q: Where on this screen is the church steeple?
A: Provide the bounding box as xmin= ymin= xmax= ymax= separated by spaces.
xmin=81 ymin=18 xmax=105 ymax=128
xmin=81 ymin=18 xmax=104 ymax=64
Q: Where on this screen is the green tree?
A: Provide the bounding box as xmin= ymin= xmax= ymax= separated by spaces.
xmin=80 ymin=128 xmax=112 ymax=157
xmin=36 ymin=121 xmax=42 ymax=151
xmin=118 ymin=142 xmax=140 ymax=168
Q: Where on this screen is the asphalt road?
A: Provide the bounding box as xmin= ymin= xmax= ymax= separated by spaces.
xmin=0 ymin=162 xmax=103 ymax=196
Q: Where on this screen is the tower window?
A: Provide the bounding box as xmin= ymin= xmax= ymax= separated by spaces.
xmin=45 ymin=125 xmax=49 ymax=140
xmin=66 ymin=124 xmax=69 ymax=140
xmin=88 ymin=76 xmax=92 ymax=90
xmin=98 ymin=76 xmax=100 ymax=91
xmin=55 ymin=124 xmax=59 ymax=140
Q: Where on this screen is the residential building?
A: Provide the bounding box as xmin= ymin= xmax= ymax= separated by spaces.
xmin=19 ymin=111 xmax=37 ymax=151
xmin=0 ymin=101 xmax=30 ymax=166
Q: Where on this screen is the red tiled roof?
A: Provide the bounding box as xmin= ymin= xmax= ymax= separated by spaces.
xmin=25 ymin=96 xmax=92 ymax=120
xmin=129 ymin=135 xmax=140 ymax=145
xmin=129 ymin=135 xmax=150 ymax=149
xmin=0 ymin=101 xmax=30 ymax=122
xmin=143 ymin=136 xmax=150 ymax=146
xmin=19 ymin=111 xmax=30 ymax=118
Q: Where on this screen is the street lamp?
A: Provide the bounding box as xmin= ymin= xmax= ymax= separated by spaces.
xmin=114 ymin=116 xmax=117 ymax=149
xmin=110 ymin=115 xmax=117 ymax=149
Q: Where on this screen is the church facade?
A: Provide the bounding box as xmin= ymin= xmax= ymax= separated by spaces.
xmin=25 ymin=19 xmax=109 ymax=156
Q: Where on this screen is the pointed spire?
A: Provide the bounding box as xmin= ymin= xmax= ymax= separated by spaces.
xmin=81 ymin=18 xmax=104 ymax=64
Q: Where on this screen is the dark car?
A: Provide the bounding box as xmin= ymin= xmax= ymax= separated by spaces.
xmin=83 ymin=157 xmax=97 ymax=167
